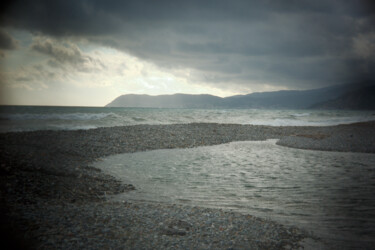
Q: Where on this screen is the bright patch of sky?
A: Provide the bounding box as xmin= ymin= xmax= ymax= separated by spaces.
xmin=1 ymin=31 xmax=246 ymax=106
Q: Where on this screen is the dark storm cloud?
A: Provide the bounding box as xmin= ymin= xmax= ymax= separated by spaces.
xmin=31 ymin=38 xmax=87 ymax=65
xmin=30 ymin=37 xmax=106 ymax=73
xmin=1 ymin=0 xmax=375 ymax=89
xmin=0 ymin=29 xmax=18 ymax=50
xmin=0 ymin=28 xmax=18 ymax=58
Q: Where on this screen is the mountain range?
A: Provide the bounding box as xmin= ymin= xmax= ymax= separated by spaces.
xmin=106 ymin=81 xmax=375 ymax=110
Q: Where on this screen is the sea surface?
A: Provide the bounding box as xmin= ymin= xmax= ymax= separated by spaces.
xmin=1 ymin=105 xmax=375 ymax=133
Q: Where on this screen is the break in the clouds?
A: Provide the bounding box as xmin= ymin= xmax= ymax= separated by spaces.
xmin=1 ymin=0 xmax=375 ymax=105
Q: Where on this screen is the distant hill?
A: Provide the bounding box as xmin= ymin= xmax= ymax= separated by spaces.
xmin=311 ymin=85 xmax=375 ymax=110
xmin=107 ymin=94 xmax=224 ymax=108
xmin=106 ymin=81 xmax=375 ymax=110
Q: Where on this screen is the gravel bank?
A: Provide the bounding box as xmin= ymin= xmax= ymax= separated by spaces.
xmin=1 ymin=122 xmax=374 ymax=249
xmin=277 ymin=121 xmax=375 ymax=153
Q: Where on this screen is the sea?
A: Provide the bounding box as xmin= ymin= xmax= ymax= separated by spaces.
xmin=1 ymin=105 xmax=375 ymax=133
xmin=2 ymin=105 xmax=375 ymax=248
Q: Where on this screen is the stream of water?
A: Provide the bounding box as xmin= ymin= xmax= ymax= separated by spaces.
xmin=94 ymin=140 xmax=375 ymax=248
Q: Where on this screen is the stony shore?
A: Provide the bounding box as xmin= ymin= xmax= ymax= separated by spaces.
xmin=1 ymin=122 xmax=374 ymax=249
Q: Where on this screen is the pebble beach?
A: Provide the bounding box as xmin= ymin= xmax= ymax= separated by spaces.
xmin=1 ymin=122 xmax=375 ymax=249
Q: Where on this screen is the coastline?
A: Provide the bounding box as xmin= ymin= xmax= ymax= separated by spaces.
xmin=1 ymin=122 xmax=375 ymax=249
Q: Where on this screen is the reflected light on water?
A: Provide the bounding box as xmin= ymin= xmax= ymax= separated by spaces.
xmin=94 ymin=140 xmax=375 ymax=248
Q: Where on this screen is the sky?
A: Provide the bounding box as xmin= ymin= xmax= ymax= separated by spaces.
xmin=0 ymin=0 xmax=374 ymax=106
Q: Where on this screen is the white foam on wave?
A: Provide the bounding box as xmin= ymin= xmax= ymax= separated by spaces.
xmin=0 ymin=112 xmax=118 ymax=121
xmin=50 ymin=124 xmax=99 ymax=130
xmin=249 ymin=116 xmax=375 ymax=127
xmin=291 ymin=112 xmax=311 ymax=117
xmin=1 ymin=107 xmax=374 ymax=133
xmin=0 ymin=124 xmax=100 ymax=133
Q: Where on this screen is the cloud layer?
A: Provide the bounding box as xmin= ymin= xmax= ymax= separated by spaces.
xmin=1 ymin=0 xmax=375 ymax=93
xmin=30 ymin=37 xmax=106 ymax=73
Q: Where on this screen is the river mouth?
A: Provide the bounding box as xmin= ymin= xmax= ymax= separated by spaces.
xmin=93 ymin=140 xmax=375 ymax=248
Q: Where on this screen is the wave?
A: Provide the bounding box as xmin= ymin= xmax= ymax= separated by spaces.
xmin=132 ymin=117 xmax=147 ymax=122
xmin=250 ymin=116 xmax=375 ymax=127
xmin=291 ymin=112 xmax=311 ymax=117
xmin=0 ymin=112 xmax=118 ymax=121
xmin=1 ymin=107 xmax=374 ymax=133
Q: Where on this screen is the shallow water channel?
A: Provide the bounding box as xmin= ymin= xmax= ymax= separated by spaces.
xmin=94 ymin=140 xmax=375 ymax=248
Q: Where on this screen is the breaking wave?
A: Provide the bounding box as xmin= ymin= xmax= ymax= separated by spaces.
xmin=1 ymin=106 xmax=374 ymax=132
xmin=0 ymin=112 xmax=118 ymax=121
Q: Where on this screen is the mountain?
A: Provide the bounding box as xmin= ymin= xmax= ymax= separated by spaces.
xmin=106 ymin=81 xmax=375 ymax=109
xmin=311 ymin=85 xmax=375 ymax=110
xmin=106 ymin=94 xmax=224 ymax=108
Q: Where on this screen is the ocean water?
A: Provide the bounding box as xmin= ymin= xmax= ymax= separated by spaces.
xmin=94 ymin=140 xmax=375 ymax=249
xmin=1 ymin=105 xmax=375 ymax=133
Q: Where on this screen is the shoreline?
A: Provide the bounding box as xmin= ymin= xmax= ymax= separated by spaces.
xmin=1 ymin=122 xmax=375 ymax=249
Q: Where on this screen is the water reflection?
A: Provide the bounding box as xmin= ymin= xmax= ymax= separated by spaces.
xmin=94 ymin=140 xmax=375 ymax=248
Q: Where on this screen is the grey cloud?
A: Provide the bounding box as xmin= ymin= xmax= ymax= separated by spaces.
xmin=1 ymin=0 xmax=375 ymax=90
xmin=47 ymin=59 xmax=62 ymax=69
xmin=15 ymin=76 xmax=33 ymax=82
xmin=2 ymin=1 xmax=371 ymax=36
xmin=31 ymin=38 xmax=87 ymax=65
xmin=0 ymin=29 xmax=18 ymax=50
xmin=30 ymin=37 xmax=105 ymax=73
